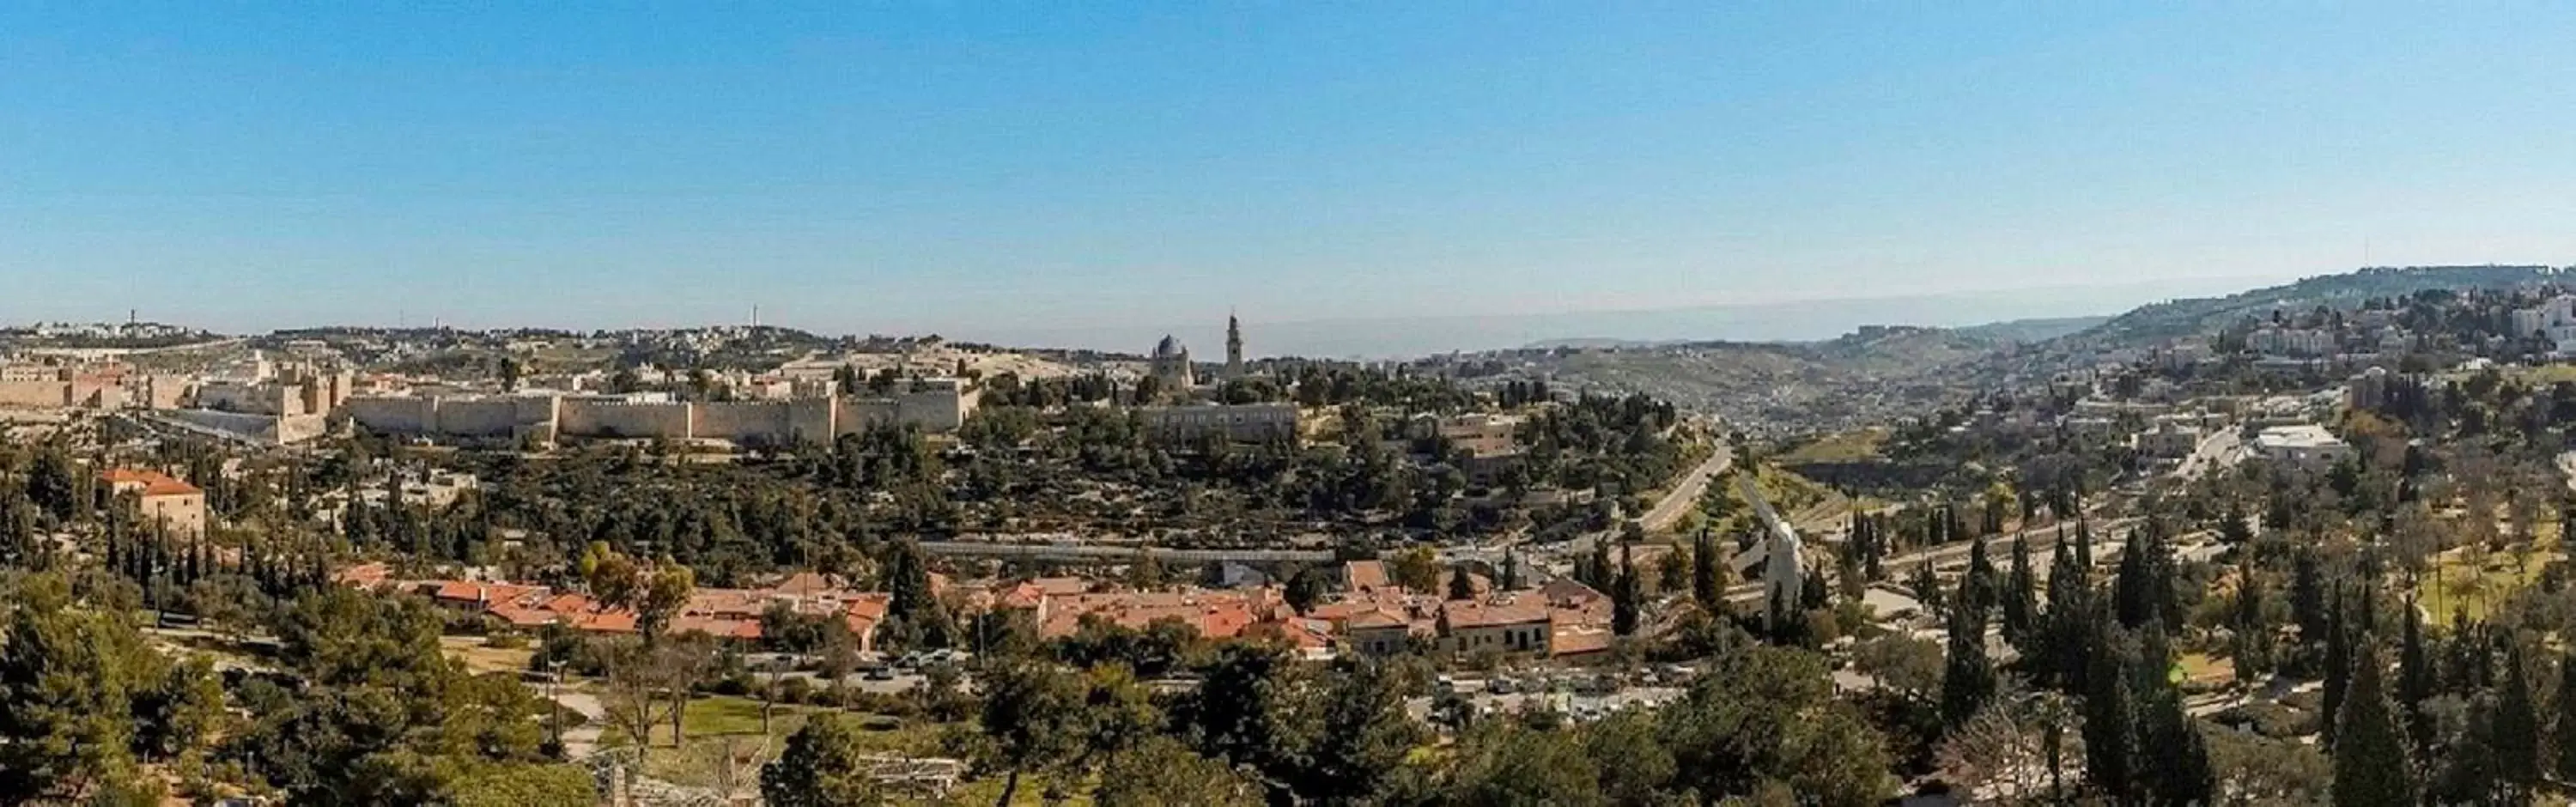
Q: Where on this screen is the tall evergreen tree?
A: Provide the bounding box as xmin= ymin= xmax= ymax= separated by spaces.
xmin=1690 ymin=526 xmax=1719 ymax=612
xmin=2137 ymin=672 xmax=2215 ymax=805
xmin=2042 ymin=537 xmax=2091 ymax=691
xmin=1611 ymin=543 xmax=1640 ymax=637
xmin=1448 ymin=565 xmax=1475 ymax=601
xmin=2555 ymin=651 xmax=2576 ymax=785
xmin=2081 ymin=619 xmax=2136 ymax=797
xmin=2494 ymin=641 xmax=2540 ymax=801
xmin=1498 ymin=548 xmax=1520 ymax=592
xmin=2331 ymin=638 xmax=2416 ymax=807
xmin=2397 ymin=599 xmax=2433 ymax=754
xmin=1964 ymin=535 xmax=1996 ymax=619
xmin=2073 ymin=519 xmax=2093 ymax=572
xmin=2322 ymin=593 xmax=2352 ymax=747
xmin=2002 ymin=533 xmax=2038 ymax=652
xmin=1940 ymin=573 xmax=1996 ymax=732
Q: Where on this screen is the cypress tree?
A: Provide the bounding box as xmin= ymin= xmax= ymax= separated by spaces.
xmin=1941 ymin=573 xmax=1996 ymax=731
xmin=2081 ymin=619 xmax=2136 ymax=797
xmin=1611 ymin=543 xmax=1640 ymax=637
xmin=2397 ymin=599 xmax=2433 ymax=754
xmin=1448 ymin=564 xmax=1475 ymax=601
xmin=2494 ymin=642 xmax=2540 ymax=801
xmin=2073 ymin=519 xmax=2093 ymax=571
xmin=2002 ymin=533 xmax=2038 ymax=652
xmin=1691 ymin=526 xmax=1718 ymax=611
xmin=1964 ymin=535 xmax=1996 ymax=619
xmin=2553 ymin=651 xmax=2576 ymax=784
xmin=2292 ymin=550 xmax=2329 ymax=653
xmin=2043 ymin=537 xmax=2090 ymax=691
xmin=2322 ymin=594 xmax=2351 ymax=747
xmin=2138 ymin=672 xmax=2215 ymax=805
xmin=2331 ymin=638 xmax=2416 ymax=807
xmin=1498 ymin=547 xmax=1520 ymax=592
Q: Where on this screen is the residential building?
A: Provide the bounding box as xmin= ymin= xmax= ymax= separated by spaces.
xmin=2251 ymin=424 xmax=2353 ymax=465
xmin=101 ymin=469 xmax=206 ymax=537
xmin=1138 ymin=403 xmax=1299 ymax=444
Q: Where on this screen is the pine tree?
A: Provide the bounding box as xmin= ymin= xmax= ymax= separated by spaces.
xmin=1941 ymin=573 xmax=1996 ymax=731
xmin=2002 ymin=533 xmax=2038 ymax=652
xmin=2042 ymin=536 xmax=2090 ymax=691
xmin=2331 ymin=638 xmax=2416 ymax=807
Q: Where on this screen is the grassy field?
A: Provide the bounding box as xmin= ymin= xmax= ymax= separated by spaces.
xmin=2420 ymin=520 xmax=2562 ymax=625
xmin=1779 ymin=428 xmax=1889 ymax=464
xmin=629 ymin=695 xmax=977 ymax=798
xmin=440 ymin=635 xmax=534 ymax=677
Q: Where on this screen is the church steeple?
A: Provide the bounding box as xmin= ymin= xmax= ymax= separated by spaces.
xmin=1224 ymin=311 xmax=1245 ymax=379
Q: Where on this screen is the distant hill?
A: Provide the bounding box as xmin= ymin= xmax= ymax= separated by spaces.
xmin=2061 ymin=264 xmax=2566 ymax=349
xmin=1953 ymin=316 xmax=2111 ymax=344
xmin=1471 ymin=264 xmax=2572 ymax=433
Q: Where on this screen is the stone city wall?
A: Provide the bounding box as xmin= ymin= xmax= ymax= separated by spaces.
xmin=557 ymin=399 xmax=693 ymax=440
xmin=0 ymin=381 xmax=70 ymax=409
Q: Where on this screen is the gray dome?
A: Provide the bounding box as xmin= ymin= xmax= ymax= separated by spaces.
xmin=1153 ymin=335 xmax=1186 ymax=357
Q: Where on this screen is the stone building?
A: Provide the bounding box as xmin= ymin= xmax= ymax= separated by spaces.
xmin=1149 ymin=335 xmax=1194 ymax=391
xmin=101 ymin=469 xmax=205 ymax=537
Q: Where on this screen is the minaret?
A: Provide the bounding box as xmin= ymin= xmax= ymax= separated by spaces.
xmin=1224 ymin=312 xmax=1245 ymax=379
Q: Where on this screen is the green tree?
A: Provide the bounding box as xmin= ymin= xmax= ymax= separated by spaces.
xmin=1659 ymin=643 xmax=1893 ymax=805
xmin=1940 ymin=573 xmax=1996 ymax=732
xmin=2493 ymin=643 xmax=2540 ymax=801
xmin=761 ymin=713 xmax=887 ymax=807
xmin=0 ymin=573 xmax=184 ymax=803
xmin=1448 ymin=564 xmax=1475 ymax=601
xmin=1388 ymin=547 xmax=1441 ymax=594
xmin=2001 ymin=533 xmax=2038 ymax=652
xmin=445 ymin=762 xmax=598 ymax=807
xmin=978 ymin=661 xmax=1089 ymax=805
xmin=1444 ymin=721 xmax=1605 ymax=807
xmin=1691 ymin=526 xmax=1721 ymax=612
xmin=1613 ymin=543 xmax=1641 ymax=637
xmin=2555 ymin=650 xmax=2576 ymax=785
xmin=1093 ymin=737 xmax=1260 ymax=807
xmin=2330 ymin=639 xmax=2415 ymax=807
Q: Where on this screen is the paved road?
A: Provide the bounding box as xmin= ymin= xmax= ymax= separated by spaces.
xmin=1640 ymin=443 xmax=1735 ymax=533
xmin=914 ymin=541 xmax=1334 ymax=563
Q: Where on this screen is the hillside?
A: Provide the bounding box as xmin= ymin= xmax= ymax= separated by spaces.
xmin=1473 ymin=265 xmax=2573 ymax=434
xmin=2063 ymin=264 xmax=2564 ymax=349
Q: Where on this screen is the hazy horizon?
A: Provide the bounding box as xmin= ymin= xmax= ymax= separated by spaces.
xmin=9 ymin=5 xmax=2576 ymax=337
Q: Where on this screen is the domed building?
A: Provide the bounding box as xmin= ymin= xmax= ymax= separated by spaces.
xmin=1150 ymin=335 xmax=1195 ymax=391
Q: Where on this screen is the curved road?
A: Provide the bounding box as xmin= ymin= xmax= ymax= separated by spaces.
xmin=1640 ymin=444 xmax=1734 ymax=533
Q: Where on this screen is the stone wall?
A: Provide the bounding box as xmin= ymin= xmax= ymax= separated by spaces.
xmin=346 ymin=396 xmax=436 ymax=434
xmin=434 ymin=397 xmax=530 ymax=439
xmin=694 ymin=401 xmax=792 ymax=446
xmin=558 ymin=399 xmax=692 ymax=440
xmin=0 ymin=381 xmax=70 ymax=409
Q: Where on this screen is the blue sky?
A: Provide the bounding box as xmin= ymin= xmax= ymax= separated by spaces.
xmin=4 ymin=3 xmax=2574 ymax=348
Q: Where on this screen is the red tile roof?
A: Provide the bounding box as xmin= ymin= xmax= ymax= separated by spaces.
xmin=100 ymin=469 xmax=201 ymax=497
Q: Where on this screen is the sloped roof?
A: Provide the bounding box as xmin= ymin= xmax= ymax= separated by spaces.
xmin=100 ymin=469 xmax=201 ymax=497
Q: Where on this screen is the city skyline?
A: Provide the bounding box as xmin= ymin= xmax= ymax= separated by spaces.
xmin=7 ymin=4 xmax=2575 ymax=339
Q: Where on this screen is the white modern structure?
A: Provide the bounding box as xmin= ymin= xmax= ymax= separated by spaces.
xmin=1739 ymin=474 xmax=1804 ymax=632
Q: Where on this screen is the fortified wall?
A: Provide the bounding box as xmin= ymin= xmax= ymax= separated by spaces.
xmin=346 ymin=381 xmax=974 ymax=446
